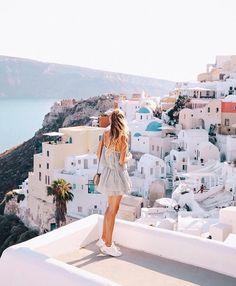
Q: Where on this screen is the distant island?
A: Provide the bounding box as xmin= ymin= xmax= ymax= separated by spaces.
xmin=0 ymin=55 xmax=174 ymax=99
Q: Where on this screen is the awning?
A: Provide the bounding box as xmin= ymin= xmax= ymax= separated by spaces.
xmin=43 ymin=132 xmax=64 ymax=136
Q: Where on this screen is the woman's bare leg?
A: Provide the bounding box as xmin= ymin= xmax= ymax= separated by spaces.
xmin=102 ymin=195 xmax=122 ymax=247
xmin=101 ymin=206 xmax=109 ymax=242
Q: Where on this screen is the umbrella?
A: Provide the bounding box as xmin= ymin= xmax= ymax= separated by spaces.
xmin=155 ymin=198 xmax=178 ymax=208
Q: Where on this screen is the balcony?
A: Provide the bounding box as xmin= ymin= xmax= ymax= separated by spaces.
xmin=1 ymin=215 xmax=236 ymax=286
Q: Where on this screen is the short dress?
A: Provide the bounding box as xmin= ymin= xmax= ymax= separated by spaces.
xmin=96 ymin=144 xmax=132 ymax=196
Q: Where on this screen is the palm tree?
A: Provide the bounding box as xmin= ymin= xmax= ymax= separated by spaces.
xmin=47 ymin=179 xmax=74 ymax=228
xmin=0 ymin=191 xmax=17 ymax=205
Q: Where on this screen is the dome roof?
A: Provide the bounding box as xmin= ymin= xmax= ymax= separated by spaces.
xmin=133 ymin=132 xmax=142 ymax=137
xmin=137 ymin=106 xmax=151 ymax=114
xmin=145 ymin=121 xmax=162 ymax=132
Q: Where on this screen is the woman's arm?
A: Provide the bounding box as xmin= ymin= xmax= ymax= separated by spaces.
xmin=119 ymin=135 xmax=132 ymax=165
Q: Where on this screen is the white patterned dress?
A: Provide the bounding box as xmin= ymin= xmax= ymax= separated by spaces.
xmin=97 ymin=145 xmax=132 ymax=196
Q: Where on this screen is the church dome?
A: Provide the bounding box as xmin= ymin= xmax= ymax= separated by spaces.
xmin=145 ymin=121 xmax=162 ymax=132
xmin=133 ymin=132 xmax=142 ymax=137
xmin=137 ymin=106 xmax=151 ymax=114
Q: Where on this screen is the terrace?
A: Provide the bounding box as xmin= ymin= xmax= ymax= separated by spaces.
xmin=1 ymin=214 xmax=236 ymax=286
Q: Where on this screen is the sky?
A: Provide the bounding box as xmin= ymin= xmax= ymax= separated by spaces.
xmin=0 ymin=0 xmax=236 ymax=82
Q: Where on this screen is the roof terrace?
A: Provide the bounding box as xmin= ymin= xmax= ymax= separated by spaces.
xmin=0 ymin=214 xmax=236 ymax=286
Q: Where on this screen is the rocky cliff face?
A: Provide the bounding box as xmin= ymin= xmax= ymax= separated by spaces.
xmin=0 ymin=95 xmax=114 ymax=214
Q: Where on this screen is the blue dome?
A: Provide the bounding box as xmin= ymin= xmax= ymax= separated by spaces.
xmin=133 ymin=132 xmax=142 ymax=137
xmin=145 ymin=121 xmax=162 ymax=132
xmin=137 ymin=106 xmax=151 ymax=114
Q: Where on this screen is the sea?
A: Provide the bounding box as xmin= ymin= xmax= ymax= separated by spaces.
xmin=0 ymin=97 xmax=58 ymax=154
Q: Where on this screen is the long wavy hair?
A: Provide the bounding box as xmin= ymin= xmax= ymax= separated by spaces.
xmin=108 ymin=109 xmax=128 ymax=150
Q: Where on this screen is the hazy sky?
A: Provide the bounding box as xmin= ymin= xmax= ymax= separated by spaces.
xmin=0 ymin=0 xmax=236 ymax=81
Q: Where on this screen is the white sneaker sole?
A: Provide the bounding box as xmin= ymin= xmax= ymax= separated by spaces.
xmin=100 ymin=246 xmax=122 ymax=257
xmin=96 ymin=239 xmax=120 ymax=251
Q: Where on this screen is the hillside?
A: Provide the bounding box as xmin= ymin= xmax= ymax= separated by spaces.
xmin=0 ymin=95 xmax=114 ymax=214
xmin=0 ymin=55 xmax=174 ymax=99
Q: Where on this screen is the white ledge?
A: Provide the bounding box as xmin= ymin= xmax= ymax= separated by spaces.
xmin=0 ymin=214 xmax=236 ymax=286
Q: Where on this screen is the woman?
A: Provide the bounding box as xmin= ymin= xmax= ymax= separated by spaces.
xmin=95 ymin=109 xmax=132 ymax=257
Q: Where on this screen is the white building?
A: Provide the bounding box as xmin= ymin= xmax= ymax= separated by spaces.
xmin=23 ymin=126 xmax=105 ymax=233
xmin=118 ymin=93 xmax=158 ymax=121
xmin=128 ymin=106 xmax=162 ymax=136
xmin=131 ymin=154 xmax=166 ymax=199
xmin=177 ymin=129 xmax=209 ymax=159
xmin=195 ymin=142 xmax=220 ymax=164
xmin=54 ymin=154 xmax=107 ymax=219
xmin=169 ymin=130 xmax=219 ymax=173
xmin=179 ymin=99 xmax=221 ymax=131
xmin=216 ymin=134 xmax=236 ymax=161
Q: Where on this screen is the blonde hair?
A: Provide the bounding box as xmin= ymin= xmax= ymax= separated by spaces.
xmin=107 ymin=109 xmax=128 ymax=150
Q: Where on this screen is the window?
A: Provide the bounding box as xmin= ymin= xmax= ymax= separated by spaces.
xmin=47 ymin=163 xmax=49 ymax=169
xmin=39 ymin=172 xmax=41 ymax=181
xmin=78 ymin=160 xmax=81 ymax=164
xmin=225 ymin=119 xmax=230 ymax=126
xmin=156 ymin=146 xmax=159 ymax=151
xmin=140 ymin=115 xmax=143 ymax=120
xmin=50 ymin=223 xmax=56 ymax=231
xmin=156 ymin=161 xmax=159 ymax=166
xmin=93 ymin=158 xmax=97 ymax=164
xmin=88 ymin=180 xmax=95 ymax=193
xmin=47 ymin=151 xmax=49 ymax=157
xmin=84 ymin=159 xmax=88 ymax=169
xmin=161 ymin=167 xmax=165 ymax=173
xmin=73 ymin=184 xmax=76 ymax=189
xmin=48 ymin=176 xmax=50 ymax=185
xmin=141 ymin=167 xmax=144 ymax=174
xmin=152 ymin=145 xmax=154 ymax=151
xmin=45 ymin=175 xmax=47 ymax=184
xmin=216 ymin=107 xmax=219 ymax=113
xmin=81 ymin=185 xmax=84 ymax=190
xmin=39 ymin=164 xmax=41 ymax=168
xmin=208 ymin=107 xmax=210 ymax=113
xmin=78 ymin=206 xmax=83 ymax=213
xmin=150 ymin=168 xmax=153 ymax=175
xmin=98 ymin=135 xmax=102 ymax=141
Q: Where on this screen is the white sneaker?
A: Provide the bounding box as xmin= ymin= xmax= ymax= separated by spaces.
xmin=96 ymin=237 xmax=105 ymax=248
xmin=100 ymin=243 xmax=122 ymax=257
xmin=96 ymin=238 xmax=120 ymax=251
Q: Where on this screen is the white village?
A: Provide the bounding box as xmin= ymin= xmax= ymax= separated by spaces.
xmin=2 ymin=56 xmax=236 ymax=285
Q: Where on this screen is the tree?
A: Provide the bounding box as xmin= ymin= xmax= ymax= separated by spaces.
xmin=0 ymin=214 xmax=39 ymax=256
xmin=167 ymin=95 xmax=189 ymax=125
xmin=47 ymin=179 xmax=74 ymax=228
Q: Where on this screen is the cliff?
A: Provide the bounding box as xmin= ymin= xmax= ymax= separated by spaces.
xmin=0 ymin=95 xmax=114 ymax=214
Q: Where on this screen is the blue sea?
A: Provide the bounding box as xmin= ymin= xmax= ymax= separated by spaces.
xmin=0 ymin=98 xmax=58 ymax=153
